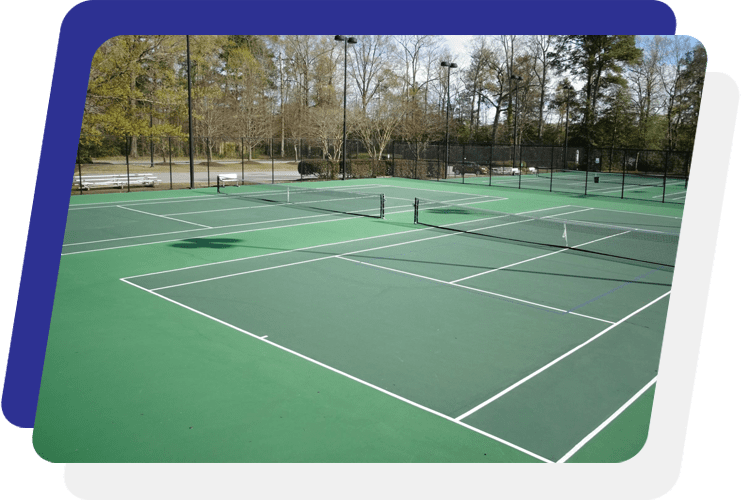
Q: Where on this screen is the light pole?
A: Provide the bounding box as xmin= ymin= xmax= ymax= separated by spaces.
xmin=335 ymin=35 xmax=357 ymax=181
xmin=441 ymin=61 xmax=457 ymax=179
xmin=561 ymin=83 xmax=573 ymax=171
xmin=510 ymin=74 xmax=523 ymax=186
xmin=186 ymin=35 xmax=195 ymax=189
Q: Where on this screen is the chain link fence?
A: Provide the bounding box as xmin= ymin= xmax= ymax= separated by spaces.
xmin=73 ymin=135 xmax=397 ymax=194
xmin=74 ymin=135 xmax=691 ymax=204
xmin=388 ymin=140 xmax=691 ymax=205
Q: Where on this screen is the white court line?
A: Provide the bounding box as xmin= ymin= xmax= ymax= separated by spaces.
xmin=588 ymin=180 xmax=686 ymax=196
xmin=147 ymin=226 xmax=486 ymax=292
xmin=60 ymin=196 xmax=475 ymax=251
xmin=119 ymin=277 xmax=551 ymax=463
xmin=450 ymin=230 xmax=630 ymax=285
xmin=541 ymin=207 xmax=594 ymax=218
xmin=117 ymin=205 xmax=212 ymax=229
xmin=67 ymin=183 xmax=388 ymax=210
xmin=653 ymin=190 xmax=688 ymax=199
xmin=454 ymin=291 xmax=671 ymax=421
xmin=337 ymin=256 xmax=614 ymax=325
xmin=557 ymin=377 xmax=657 ymax=463
xmin=162 ymin=193 xmax=383 ymax=217
xmin=63 ymin=216 xmax=361 ymax=256
xmin=63 ymin=212 xmax=337 ymax=247
xmin=122 ymin=204 xmax=575 ymax=280
xmin=583 ymin=207 xmax=683 ymax=220
xmin=69 ymin=193 xmax=219 ymax=210
xmin=62 ymin=197 xmax=533 ymax=256
xmin=144 ymin=207 xmax=580 ymax=291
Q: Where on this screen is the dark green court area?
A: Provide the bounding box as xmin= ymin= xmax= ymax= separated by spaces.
xmin=33 ymin=178 xmax=683 ymax=463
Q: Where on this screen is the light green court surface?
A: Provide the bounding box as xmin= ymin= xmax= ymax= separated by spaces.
xmin=33 ymin=178 xmax=683 ymax=463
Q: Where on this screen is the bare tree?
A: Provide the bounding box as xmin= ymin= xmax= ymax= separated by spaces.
xmin=528 ymin=35 xmax=559 ymax=140
xmin=350 ymin=35 xmax=396 ymax=112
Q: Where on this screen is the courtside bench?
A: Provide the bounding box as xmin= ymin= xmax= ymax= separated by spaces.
xmin=216 ymin=173 xmax=240 ymax=188
xmin=73 ymin=173 xmax=160 ymax=190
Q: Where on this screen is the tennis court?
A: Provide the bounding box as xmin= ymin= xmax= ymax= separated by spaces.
xmin=32 ymin=177 xmax=684 ymax=463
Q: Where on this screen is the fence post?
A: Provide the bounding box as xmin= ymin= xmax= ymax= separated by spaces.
xmin=76 ymin=148 xmax=83 ymax=195
xmin=550 ymin=144 xmax=555 ymax=192
xmin=271 ymin=137 xmax=274 ymax=184
xmin=206 ymin=137 xmax=210 ymax=187
xmin=241 ymin=137 xmax=245 ymax=185
xmin=392 ymin=140 xmax=395 ymax=177
xmin=414 ymin=141 xmax=418 ymax=179
xmin=685 ymin=151 xmax=690 ymax=189
xmin=584 ymin=146 xmax=590 ymax=196
xmin=662 ymin=150 xmax=669 ymax=203
xmin=168 ymin=136 xmax=173 ymax=190
xmin=621 ymin=149 xmax=627 ymax=199
xmin=518 ymin=143 xmax=523 ymax=189
xmin=125 ymin=135 xmax=131 ymax=193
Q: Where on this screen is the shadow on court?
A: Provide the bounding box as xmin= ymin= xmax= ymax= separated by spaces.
xmin=171 ymin=237 xmax=243 ymax=250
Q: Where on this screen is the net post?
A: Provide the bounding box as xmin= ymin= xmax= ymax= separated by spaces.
xmin=413 ymin=198 xmax=419 ymax=224
xmin=380 ymin=194 xmax=385 ymax=219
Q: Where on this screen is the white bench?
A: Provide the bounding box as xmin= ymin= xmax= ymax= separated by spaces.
xmin=73 ymin=173 xmax=160 ymax=190
xmin=491 ymin=167 xmax=517 ymax=175
xmin=216 ymin=173 xmax=240 ymax=188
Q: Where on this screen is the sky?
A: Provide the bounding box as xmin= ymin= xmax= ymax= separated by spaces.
xmin=443 ymin=34 xmax=473 ymax=63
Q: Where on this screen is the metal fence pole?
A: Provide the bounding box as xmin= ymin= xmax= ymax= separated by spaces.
xmin=241 ymin=137 xmax=245 ymax=185
xmin=206 ymin=137 xmax=210 ymax=187
xmin=550 ymin=144 xmax=555 ymax=192
xmin=125 ymin=135 xmax=131 ymax=193
xmin=76 ymin=150 xmax=83 ymax=195
xmin=392 ymin=140 xmax=395 ymax=177
xmin=584 ymin=146 xmax=590 ymax=196
xmin=271 ymin=137 xmax=274 ymax=184
xmin=518 ymin=143 xmax=522 ymax=189
xmin=414 ymin=141 xmax=418 ymax=179
xmin=461 ymin=143 xmax=466 ymax=184
xmin=621 ymin=150 xmax=627 ymax=199
xmin=662 ymin=150 xmax=669 ymax=203
xmin=685 ymin=151 xmax=690 ymax=189
xmin=168 ymin=136 xmax=173 ymax=190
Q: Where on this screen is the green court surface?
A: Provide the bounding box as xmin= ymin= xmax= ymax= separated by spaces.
xmin=32 ymin=177 xmax=684 ymax=463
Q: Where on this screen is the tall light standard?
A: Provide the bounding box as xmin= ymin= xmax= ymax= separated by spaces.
xmin=335 ymin=35 xmax=357 ymax=180
xmin=441 ymin=61 xmax=457 ymax=179
xmin=186 ymin=35 xmax=195 ymax=189
xmin=510 ymin=74 xmax=523 ymax=187
xmin=561 ymin=83 xmax=574 ymax=171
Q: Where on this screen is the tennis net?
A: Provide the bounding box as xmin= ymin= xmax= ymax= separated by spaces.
xmin=413 ymin=198 xmax=679 ymax=268
xmin=216 ymin=182 xmax=385 ymax=219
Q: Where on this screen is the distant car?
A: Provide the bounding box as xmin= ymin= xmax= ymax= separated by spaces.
xmin=452 ymin=161 xmax=486 ymax=175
